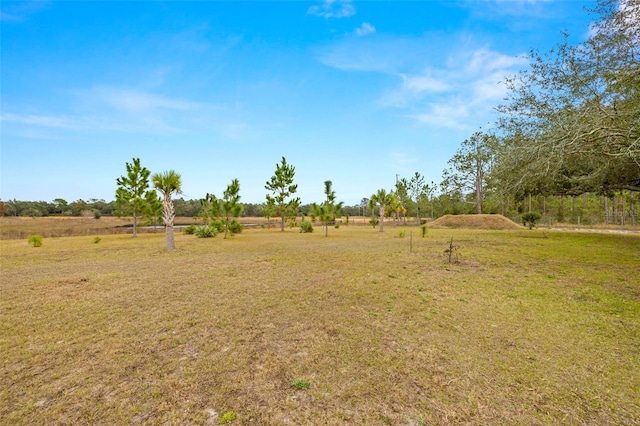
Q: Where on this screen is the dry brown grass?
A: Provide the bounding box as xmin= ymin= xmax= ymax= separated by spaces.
xmin=1 ymin=224 xmax=639 ymax=425
xmin=0 ymin=216 xmax=281 ymax=240
xmin=429 ymin=214 xmax=523 ymax=230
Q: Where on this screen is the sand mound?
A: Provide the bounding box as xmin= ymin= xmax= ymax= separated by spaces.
xmin=428 ymin=214 xmax=523 ymax=230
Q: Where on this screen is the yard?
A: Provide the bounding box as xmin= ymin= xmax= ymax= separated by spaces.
xmin=1 ymin=223 xmax=639 ymax=424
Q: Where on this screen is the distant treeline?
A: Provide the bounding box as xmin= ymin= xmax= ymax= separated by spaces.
xmin=0 ymin=198 xmax=365 ymax=219
xmin=1 ymin=192 xmax=637 ymax=227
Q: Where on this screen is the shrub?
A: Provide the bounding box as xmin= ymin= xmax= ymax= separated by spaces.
xmin=522 ymin=212 xmax=542 ymax=230
xmin=93 ymin=210 xmax=102 ymax=219
xmin=93 ymin=236 xmax=101 ymax=244
xmin=369 ymin=216 xmax=379 ymax=228
xmin=28 ymin=234 xmax=43 ymax=247
xmin=300 ymin=221 xmax=313 ymax=233
xmin=184 ymin=224 xmax=197 ymax=235
xmin=219 ymin=411 xmax=237 ymax=424
xmin=195 ymin=225 xmax=218 ymax=238
xmin=334 ymin=222 xmax=340 ymax=229
xmin=210 ymin=221 xmax=225 ymax=234
xmin=421 ymin=225 xmax=427 ymax=238
xmin=228 ymin=220 xmax=244 ymax=235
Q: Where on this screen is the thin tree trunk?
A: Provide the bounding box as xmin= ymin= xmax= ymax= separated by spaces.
xmin=163 ymin=194 xmax=176 ymax=251
xmin=165 ymin=225 xmax=175 ymax=251
xmin=133 ymin=211 xmax=138 ymax=238
xmin=280 ymin=214 xmax=285 ymax=231
xmin=475 ymin=157 xmax=483 ymax=214
xmin=379 ymin=206 xmax=385 ymax=232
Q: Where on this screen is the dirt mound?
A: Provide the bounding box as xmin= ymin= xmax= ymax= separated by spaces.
xmin=429 ymin=214 xmax=523 ymax=230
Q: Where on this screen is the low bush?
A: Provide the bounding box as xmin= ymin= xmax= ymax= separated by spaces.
xmin=300 ymin=221 xmax=313 ymax=233
xmin=27 ymin=234 xmax=43 ymax=247
xmin=522 ymin=212 xmax=542 ymax=229
xmin=228 ymin=220 xmax=244 ymax=235
xmin=195 ymin=225 xmax=218 ymax=238
xmin=184 ymin=224 xmax=197 ymax=235
xmin=210 ymin=221 xmax=225 ymax=234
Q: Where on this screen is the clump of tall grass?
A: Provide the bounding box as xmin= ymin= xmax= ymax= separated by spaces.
xmin=28 ymin=234 xmax=43 ymax=247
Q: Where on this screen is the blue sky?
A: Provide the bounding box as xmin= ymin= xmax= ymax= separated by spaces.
xmin=1 ymin=0 xmax=596 ymax=205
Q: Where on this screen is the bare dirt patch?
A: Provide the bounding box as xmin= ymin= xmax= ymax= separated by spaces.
xmin=429 ymin=214 xmax=523 ymax=230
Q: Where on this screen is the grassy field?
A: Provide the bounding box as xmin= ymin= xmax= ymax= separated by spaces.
xmin=1 ymin=224 xmax=639 ymax=425
xmin=0 ymin=216 xmax=372 ymax=240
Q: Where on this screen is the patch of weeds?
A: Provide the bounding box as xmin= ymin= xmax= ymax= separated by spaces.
xmin=219 ymin=411 xmax=237 ymax=424
xmin=388 ymin=274 xmax=397 ymax=279
xmin=291 ymin=380 xmax=310 ymax=390
xmin=418 ymin=287 xmax=425 ymax=292
xmin=398 ymin=230 xmax=405 ymax=238
xmin=93 ymin=236 xmax=101 ymax=244
xmin=27 ymin=234 xmax=43 ymax=247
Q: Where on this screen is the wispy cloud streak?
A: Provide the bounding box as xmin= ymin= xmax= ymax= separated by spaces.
xmin=308 ymin=0 xmax=355 ymax=19
xmin=355 ymin=22 xmax=375 ymax=37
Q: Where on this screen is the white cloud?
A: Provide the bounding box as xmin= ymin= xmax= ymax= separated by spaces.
xmin=308 ymin=0 xmax=355 ymax=19
xmin=402 ymin=74 xmax=449 ymax=93
xmin=355 ymin=22 xmax=375 ymax=37
xmin=380 ymin=72 xmax=449 ymax=108
xmin=316 ymin=31 xmax=527 ymax=131
xmin=93 ymin=88 xmax=200 ymax=114
xmin=316 ymin=36 xmax=431 ymax=73
xmin=409 ymin=101 xmax=471 ymax=129
xmin=1 ymin=87 xmax=259 ymax=142
xmin=466 ymin=48 xmax=527 ymax=73
xmin=0 ymin=0 xmax=48 ymax=22
xmin=387 ymin=47 xmax=525 ymax=130
xmin=0 ymin=113 xmax=79 ymax=129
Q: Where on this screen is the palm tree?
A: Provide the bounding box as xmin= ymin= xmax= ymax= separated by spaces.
xmin=152 ymin=170 xmax=182 ymax=251
xmin=369 ymin=189 xmax=397 ymax=233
